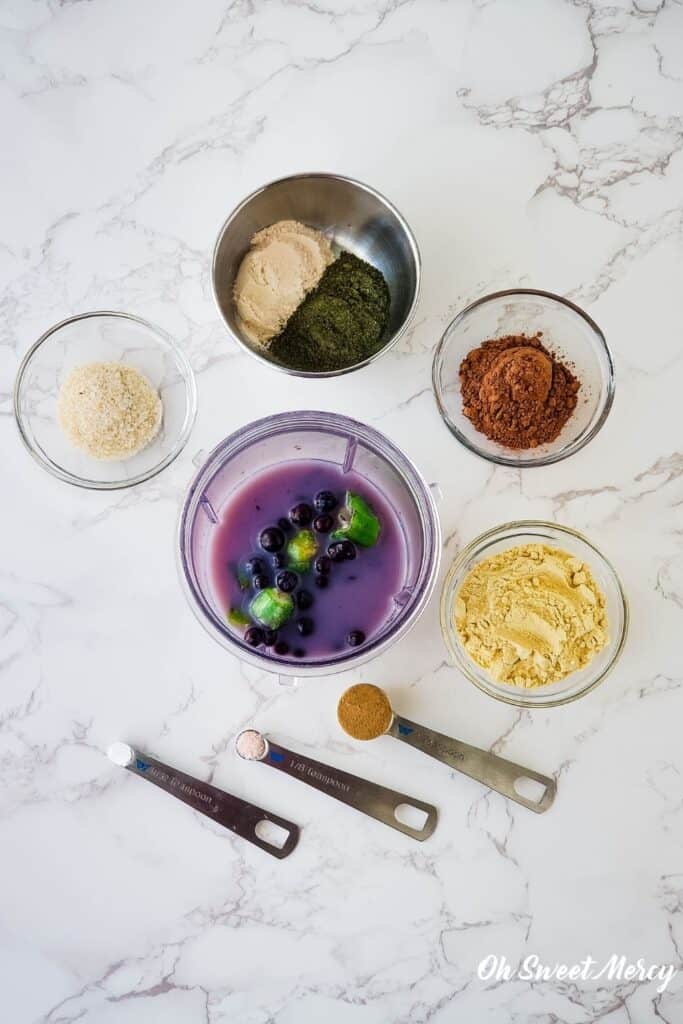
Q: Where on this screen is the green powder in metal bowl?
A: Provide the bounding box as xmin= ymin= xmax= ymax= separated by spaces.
xmin=269 ymin=251 xmax=390 ymax=373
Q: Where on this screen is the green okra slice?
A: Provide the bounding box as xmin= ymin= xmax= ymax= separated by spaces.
xmin=286 ymin=529 xmax=318 ymax=572
xmin=250 ymin=588 xmax=294 ymax=629
xmin=331 ymin=491 xmax=381 ymax=547
xmin=227 ymin=607 xmax=251 ymax=630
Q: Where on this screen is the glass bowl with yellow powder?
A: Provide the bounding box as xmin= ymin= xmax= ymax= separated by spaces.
xmin=14 ymin=311 xmax=197 ymax=490
xmin=440 ymin=522 xmax=628 ymax=708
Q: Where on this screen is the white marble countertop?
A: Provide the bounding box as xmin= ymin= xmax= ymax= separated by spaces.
xmin=3 ymin=1 xmax=683 ymax=1021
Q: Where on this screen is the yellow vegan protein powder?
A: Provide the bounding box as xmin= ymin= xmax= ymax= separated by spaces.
xmin=58 ymin=361 xmax=162 ymax=460
xmin=454 ymin=543 xmax=608 ymax=688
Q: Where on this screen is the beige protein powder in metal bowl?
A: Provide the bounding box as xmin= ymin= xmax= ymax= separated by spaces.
xmin=57 ymin=361 xmax=162 ymax=461
xmin=233 ymin=220 xmax=334 ymax=345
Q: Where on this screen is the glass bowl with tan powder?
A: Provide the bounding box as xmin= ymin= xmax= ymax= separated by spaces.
xmin=440 ymin=522 xmax=628 ymax=708
xmin=14 ymin=312 xmax=196 ymax=490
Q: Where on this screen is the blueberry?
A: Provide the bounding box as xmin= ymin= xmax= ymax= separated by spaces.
xmin=327 ymin=541 xmax=346 ymax=563
xmin=276 ymin=570 xmax=298 ymax=593
xmin=293 ymin=647 xmax=306 ymax=658
xmin=271 ymin=552 xmax=286 ymax=570
xmin=296 ymin=616 xmax=314 ymax=637
xmin=313 ymin=514 xmax=334 ymax=534
xmin=314 ymin=490 xmax=337 ymax=514
xmin=314 ymin=555 xmax=331 ymax=575
xmin=262 ymin=629 xmax=278 ymax=646
xmin=314 ymin=574 xmax=329 ymax=589
xmin=296 ymin=589 xmax=314 ymax=611
xmin=260 ymin=526 xmax=285 ymax=553
xmin=244 ymin=626 xmax=264 ymax=647
xmin=245 ymin=557 xmax=265 ymax=576
xmin=274 ymin=640 xmax=290 ymax=656
xmin=289 ymin=502 xmax=313 ymax=527
xmin=328 ymin=540 xmax=356 ymax=562
xmin=252 ymin=573 xmax=269 ymax=590
xmin=346 ymin=630 xmax=365 ymax=647
xmin=278 ymin=517 xmax=292 ymax=533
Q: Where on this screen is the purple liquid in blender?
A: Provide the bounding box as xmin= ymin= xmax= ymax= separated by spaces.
xmin=210 ymin=460 xmax=406 ymax=660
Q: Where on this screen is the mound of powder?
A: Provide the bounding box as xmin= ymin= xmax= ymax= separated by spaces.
xmin=269 ymin=251 xmax=390 ymax=372
xmin=235 ymin=730 xmax=267 ymax=761
xmin=454 ymin=543 xmax=608 ymax=688
xmin=58 ymin=361 xmax=162 ymax=460
xmin=234 ymin=220 xmax=335 ymax=345
xmin=337 ymin=683 xmax=393 ymax=741
xmin=460 ymin=334 xmax=580 ymax=449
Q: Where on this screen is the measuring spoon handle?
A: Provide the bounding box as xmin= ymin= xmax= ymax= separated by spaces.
xmin=125 ymin=749 xmax=300 ymax=858
xmin=389 ymin=718 xmax=556 ymax=814
xmin=263 ymin=741 xmax=437 ymax=841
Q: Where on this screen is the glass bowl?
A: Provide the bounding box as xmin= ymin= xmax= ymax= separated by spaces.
xmin=432 ymin=289 xmax=615 ymax=467
xmin=440 ymin=521 xmax=628 ymax=708
xmin=178 ymin=411 xmax=441 ymax=677
xmin=14 ymin=311 xmax=197 ymax=490
xmin=212 ymin=172 xmax=421 ymax=378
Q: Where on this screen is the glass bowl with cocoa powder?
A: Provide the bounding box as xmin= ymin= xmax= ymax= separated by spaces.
xmin=432 ymin=290 xmax=615 ymax=466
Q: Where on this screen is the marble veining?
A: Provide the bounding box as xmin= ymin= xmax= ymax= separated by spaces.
xmin=1 ymin=0 xmax=682 ymax=1021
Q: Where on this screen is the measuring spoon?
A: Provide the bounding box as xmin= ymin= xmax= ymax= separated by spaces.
xmin=337 ymin=685 xmax=556 ymax=814
xmin=235 ymin=729 xmax=438 ymax=841
xmin=107 ymin=742 xmax=300 ymax=859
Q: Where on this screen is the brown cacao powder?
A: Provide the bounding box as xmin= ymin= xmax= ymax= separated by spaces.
xmin=459 ymin=333 xmax=580 ymax=449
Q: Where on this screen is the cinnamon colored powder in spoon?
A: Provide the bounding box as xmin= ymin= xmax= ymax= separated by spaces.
xmin=460 ymin=334 xmax=580 ymax=449
xmin=338 ymin=684 xmax=393 ymax=741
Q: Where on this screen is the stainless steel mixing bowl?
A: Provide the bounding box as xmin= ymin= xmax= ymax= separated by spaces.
xmin=211 ymin=172 xmax=421 ymax=378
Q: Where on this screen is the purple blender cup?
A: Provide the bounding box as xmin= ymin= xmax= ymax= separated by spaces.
xmin=178 ymin=411 xmax=441 ymax=678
